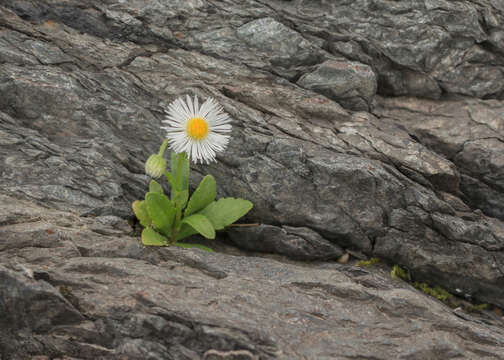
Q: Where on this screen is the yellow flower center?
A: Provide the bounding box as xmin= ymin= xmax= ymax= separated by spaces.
xmin=186 ymin=117 xmax=209 ymax=140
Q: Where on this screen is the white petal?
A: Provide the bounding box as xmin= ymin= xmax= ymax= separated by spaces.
xmin=210 ymin=123 xmax=232 ymax=133
xmin=186 ymin=94 xmax=194 ymax=117
xmin=178 ymin=97 xmax=191 ymax=120
xmin=198 ymin=98 xmax=213 ymax=119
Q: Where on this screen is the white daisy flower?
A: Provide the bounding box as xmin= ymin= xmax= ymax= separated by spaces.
xmin=162 ymin=95 xmax=232 ymax=164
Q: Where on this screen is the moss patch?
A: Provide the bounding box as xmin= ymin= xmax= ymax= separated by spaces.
xmin=389 ymin=265 xmax=498 ymax=315
xmin=412 ymin=282 xmax=451 ymax=302
xmin=468 ymin=303 xmax=489 ymax=312
xmin=355 ymin=257 xmax=381 ymax=267
xmin=391 ymin=265 xmax=452 ymax=304
xmin=391 ymin=264 xmax=410 ymax=281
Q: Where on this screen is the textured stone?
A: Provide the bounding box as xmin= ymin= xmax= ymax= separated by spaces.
xmin=297 ymin=59 xmax=377 ymax=111
xmin=265 ymin=0 xmax=504 ymax=99
xmin=1 ymin=195 xmax=504 ymax=359
xmin=0 ymin=0 xmax=503 ymax=308
xmin=227 ymin=224 xmax=345 ymax=260
xmin=236 ymin=17 xmax=319 ymax=70
xmin=1 ymin=0 xmax=504 ymax=358
xmin=375 ymin=96 xmax=504 ymax=221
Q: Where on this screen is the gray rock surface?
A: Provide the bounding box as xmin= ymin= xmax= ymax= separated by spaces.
xmin=297 ymin=59 xmax=377 ymax=111
xmin=375 ymin=96 xmax=504 ymax=221
xmin=228 ymin=224 xmax=345 ymax=260
xmin=1 ymin=0 xmax=504 ymax=358
xmin=1 ymin=195 xmax=504 ymax=359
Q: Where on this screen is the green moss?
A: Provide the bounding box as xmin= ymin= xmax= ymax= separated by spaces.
xmin=390 ymin=265 xmax=451 ymax=303
xmin=468 ymin=303 xmax=489 ymax=312
xmin=412 ymin=282 xmax=451 ymax=302
xmin=355 ymin=257 xmax=381 ymax=267
xmin=389 ymin=265 xmax=496 ymax=311
xmin=391 ymin=264 xmax=410 ymax=281
xmin=390 ymin=266 xmax=452 ymax=303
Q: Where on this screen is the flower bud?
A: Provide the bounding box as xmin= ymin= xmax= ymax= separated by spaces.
xmin=145 ymin=154 xmax=166 ymax=178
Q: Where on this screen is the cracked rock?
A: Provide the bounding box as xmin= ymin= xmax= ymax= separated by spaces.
xmin=227 ymin=224 xmax=345 ymax=260
xmin=297 ymin=59 xmax=377 ymax=111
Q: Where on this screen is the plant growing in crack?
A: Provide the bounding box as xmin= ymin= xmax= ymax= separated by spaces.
xmin=132 ymin=95 xmax=253 ymax=251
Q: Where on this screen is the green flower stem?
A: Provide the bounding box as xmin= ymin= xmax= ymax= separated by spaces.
xmin=169 ymin=188 xmax=181 ymax=242
xmin=175 ymin=152 xmax=184 ymax=191
xmin=158 ymin=139 xmax=169 ymax=156
xmin=170 ymin=152 xmax=187 ymax=243
xmin=172 ymin=206 xmax=183 ymax=242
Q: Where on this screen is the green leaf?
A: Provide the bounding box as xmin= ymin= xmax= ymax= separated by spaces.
xmin=170 ymin=152 xmax=189 ymax=194
xmin=175 ymin=223 xmax=198 ymax=241
xmin=181 ymin=214 xmax=215 ymax=239
xmin=174 ymin=190 xmax=189 ymax=210
xmin=185 ymin=175 xmax=217 ymax=216
xmin=132 ymin=200 xmax=151 ymax=227
xmin=149 ymin=180 xmax=164 ymax=194
xmin=145 ymin=192 xmax=176 ymax=236
xmin=174 ymin=242 xmax=215 ymax=252
xmin=141 ymin=227 xmax=168 ymax=246
xmin=199 ymin=198 xmax=253 ymax=230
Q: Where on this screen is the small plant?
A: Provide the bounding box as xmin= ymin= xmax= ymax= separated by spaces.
xmin=391 ymin=265 xmax=457 ymax=305
xmin=133 ymin=95 xmax=253 ymax=251
xmin=467 ymin=303 xmax=489 ymax=312
xmin=390 ymin=265 xmax=496 ymax=310
xmin=355 ymin=257 xmax=380 ymax=267
xmin=412 ymin=282 xmax=451 ymax=302
xmin=391 ymin=264 xmax=410 ymax=281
